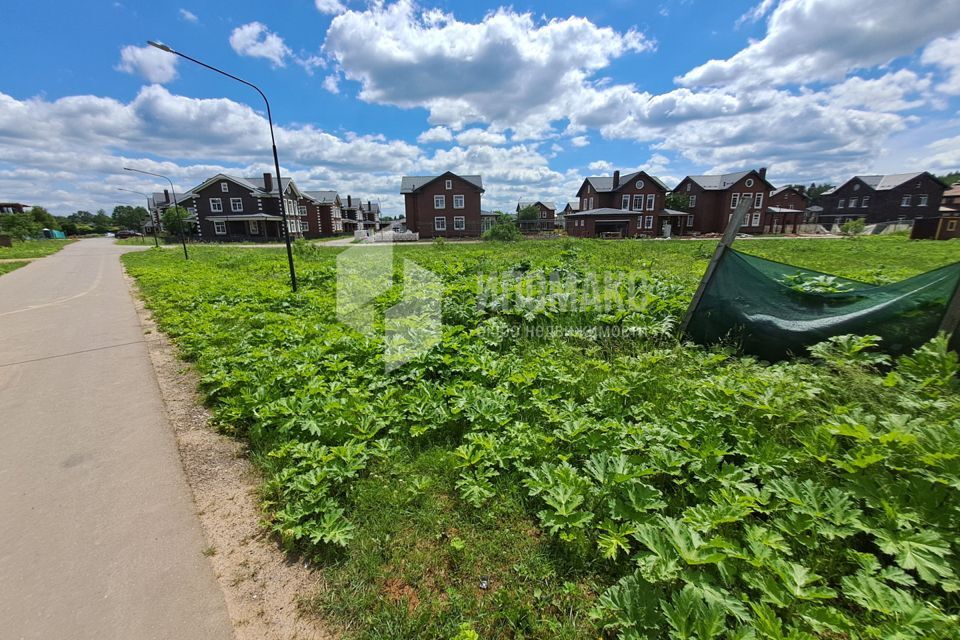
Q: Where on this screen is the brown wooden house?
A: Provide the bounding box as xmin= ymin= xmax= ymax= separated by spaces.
xmin=820 ymin=172 xmax=948 ymax=226
xmin=568 ymin=170 xmax=672 ymax=237
xmin=300 ymin=190 xmax=343 ymax=237
xmin=401 ymin=172 xmax=484 ymax=238
xmin=516 ymin=200 xmax=556 ymax=232
xmin=766 ymin=186 xmax=809 ymax=233
xmin=672 ymin=169 xmax=774 ymax=234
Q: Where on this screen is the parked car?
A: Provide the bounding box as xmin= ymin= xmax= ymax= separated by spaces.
xmin=115 ymin=230 xmax=143 ymax=239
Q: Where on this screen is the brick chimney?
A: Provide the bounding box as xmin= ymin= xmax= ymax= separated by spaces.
xmin=163 ymin=189 xmax=170 ymax=204
xmin=347 ymin=195 xmax=352 ymax=207
xmin=262 ymin=172 xmax=273 ymax=193
xmin=613 ymin=170 xmax=620 ymax=188
xmin=758 ymin=167 xmax=767 ymax=181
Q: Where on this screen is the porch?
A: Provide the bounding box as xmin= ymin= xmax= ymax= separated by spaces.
xmin=206 ymin=214 xmax=290 ymax=243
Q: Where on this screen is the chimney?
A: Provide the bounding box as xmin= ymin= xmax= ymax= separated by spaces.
xmin=367 ymin=200 xmax=372 ymax=212
xmin=613 ymin=170 xmax=620 ymax=188
xmin=262 ymin=172 xmax=273 ymax=193
xmin=163 ymin=189 xmax=170 ymax=203
xmin=347 ymin=195 xmax=352 ymax=207
xmin=758 ymin=167 xmax=767 ymax=180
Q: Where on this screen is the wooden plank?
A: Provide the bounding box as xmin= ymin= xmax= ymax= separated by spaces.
xmin=680 ymin=197 xmax=753 ymax=334
xmin=938 ymin=274 xmax=960 ymax=339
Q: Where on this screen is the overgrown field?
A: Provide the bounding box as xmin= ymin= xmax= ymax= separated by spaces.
xmin=0 ymin=238 xmax=73 ymax=259
xmin=123 ymin=236 xmax=960 ymax=640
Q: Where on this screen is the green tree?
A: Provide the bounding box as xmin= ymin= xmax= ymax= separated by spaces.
xmin=0 ymin=212 xmax=43 ymax=240
xmin=112 ymin=205 xmax=149 ymax=231
xmin=805 ymin=183 xmax=835 ymax=205
xmin=91 ymin=209 xmax=113 ymax=234
xmin=517 ymin=205 xmax=539 ymax=221
xmin=840 ymin=218 xmax=865 ymax=236
xmin=665 ymin=193 xmax=691 ymax=210
xmin=161 ymin=206 xmax=193 ymax=238
xmin=29 ymin=206 xmax=60 ymax=230
xmin=482 ymin=214 xmax=522 ymax=241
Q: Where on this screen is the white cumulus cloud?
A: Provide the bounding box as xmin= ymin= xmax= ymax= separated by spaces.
xmin=229 ymin=22 xmax=292 ymax=67
xmin=116 ymin=44 xmax=178 ymax=84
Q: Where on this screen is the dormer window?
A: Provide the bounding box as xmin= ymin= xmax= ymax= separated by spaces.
xmin=445 ymin=179 xmax=452 ymax=190
xmin=220 ymin=182 xmax=229 ymax=192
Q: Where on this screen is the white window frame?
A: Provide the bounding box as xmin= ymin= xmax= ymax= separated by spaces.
xmin=838 ymin=199 xmax=845 ymax=209
xmin=588 ymin=197 xmax=594 ymax=209
xmin=230 ymin=197 xmax=243 ymax=213
xmin=752 ymin=212 xmax=761 ymax=226
xmin=686 ymin=214 xmax=694 ymax=226
xmin=213 ymin=220 xmax=226 ymax=235
xmin=220 ymin=182 xmax=229 ymax=192
xmin=861 ymin=196 xmax=870 ymax=208
xmin=849 ymin=197 xmax=858 ymax=209
xmin=754 ymin=193 xmax=763 ymax=209
xmin=730 ymin=193 xmax=741 ymax=209
xmin=453 ymin=194 xmax=465 ymax=209
xmin=689 ymin=195 xmax=697 ymax=207
xmin=298 ymin=205 xmax=307 ymax=216
xmin=686 ymin=183 xmax=691 ymax=192
xmin=453 ymin=216 xmax=465 ymax=230
xmin=646 ymin=194 xmax=655 ymax=210
xmin=633 ymin=194 xmax=643 ymax=210
xmin=919 ymin=194 xmax=929 ymax=206
xmin=209 ymin=197 xmax=223 ymax=212
xmin=249 ymin=220 xmax=260 ymax=234
xmin=434 ymin=216 xmax=446 ymax=231
xmin=434 ymin=195 xmax=445 ymax=209
xmin=445 ymin=179 xmax=452 ymax=190
xmin=901 ymin=195 xmax=911 ymax=207
xmin=643 ymin=215 xmax=654 ymax=229
xmin=621 ymin=194 xmax=630 ymax=210
xmin=745 ymin=178 xmax=755 ymax=187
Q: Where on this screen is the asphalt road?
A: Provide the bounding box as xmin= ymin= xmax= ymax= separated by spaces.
xmin=0 ymin=239 xmax=233 ymax=639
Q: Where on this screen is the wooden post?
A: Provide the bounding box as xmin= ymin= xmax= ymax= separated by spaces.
xmin=938 ymin=274 xmax=960 ymax=340
xmin=680 ymin=197 xmax=753 ymax=334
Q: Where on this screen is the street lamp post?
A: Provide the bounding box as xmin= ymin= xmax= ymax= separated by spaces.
xmin=147 ymin=40 xmax=297 ymax=292
xmin=117 ymin=187 xmax=159 ymax=247
xmin=123 ymin=167 xmax=189 ymax=259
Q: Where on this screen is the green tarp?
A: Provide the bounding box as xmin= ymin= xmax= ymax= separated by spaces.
xmin=685 ymin=248 xmax=960 ymax=361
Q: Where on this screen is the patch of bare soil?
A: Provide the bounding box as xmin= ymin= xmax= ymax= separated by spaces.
xmin=124 ymin=270 xmax=334 ymax=640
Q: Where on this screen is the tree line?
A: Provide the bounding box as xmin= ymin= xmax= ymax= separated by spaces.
xmin=0 ymin=205 xmax=151 ymax=240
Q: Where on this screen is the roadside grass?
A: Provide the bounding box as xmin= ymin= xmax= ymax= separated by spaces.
xmin=0 ymin=238 xmax=73 ymax=259
xmin=0 ymin=261 xmax=30 ymax=276
xmin=123 ymin=236 xmax=960 ymax=640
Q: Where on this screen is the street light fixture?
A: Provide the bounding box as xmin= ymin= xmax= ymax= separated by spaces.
xmin=117 ymin=187 xmax=159 ymax=247
xmin=123 ymin=167 xmax=189 ymax=260
xmin=147 ymin=40 xmax=298 ymax=292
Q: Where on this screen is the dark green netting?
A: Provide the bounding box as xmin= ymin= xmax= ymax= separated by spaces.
xmin=685 ymin=248 xmax=960 ymax=361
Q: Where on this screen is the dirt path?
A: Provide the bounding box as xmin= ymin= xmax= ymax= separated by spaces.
xmin=126 ymin=271 xmax=334 ymax=640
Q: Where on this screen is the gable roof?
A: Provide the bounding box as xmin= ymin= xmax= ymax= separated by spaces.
xmin=563 ymin=201 xmax=582 ymax=212
xmin=829 ymin=172 xmax=948 ymax=194
xmin=770 ymin=186 xmax=808 ymax=199
xmin=685 ymin=171 xmax=750 ymax=190
xmin=582 ymin=171 xmax=669 ymax=194
xmin=518 ymin=200 xmax=557 ymax=210
xmin=303 ymin=190 xmax=339 ymax=204
xmin=400 ymin=172 xmax=484 ymax=193
xmin=242 ymin=175 xmax=300 ymax=197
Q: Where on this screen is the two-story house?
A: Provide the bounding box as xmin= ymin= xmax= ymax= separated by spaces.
xmin=820 ymin=172 xmax=948 ymax=226
xmin=672 ymin=169 xmax=774 ymax=234
xmin=566 ymin=170 xmax=671 ymax=237
xmin=301 ymin=190 xmax=343 ymax=237
xmin=766 ymin=186 xmax=809 ymax=233
xmin=401 ymin=172 xmax=484 ymax=238
xmin=516 ymin=200 xmax=556 ymax=232
xmin=359 ymin=200 xmax=381 ymax=231
xmin=183 ymin=172 xmax=308 ymax=242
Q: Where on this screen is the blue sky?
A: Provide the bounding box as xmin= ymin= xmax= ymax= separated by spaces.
xmin=1 ymin=0 xmax=959 ymax=215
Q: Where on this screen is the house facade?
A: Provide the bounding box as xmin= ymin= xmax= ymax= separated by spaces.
xmin=766 ymin=186 xmax=809 ymax=233
xmin=301 ymin=190 xmax=343 ymax=237
xmin=673 ymin=169 xmax=774 ymax=234
xmin=941 ymin=182 xmax=960 ymax=212
xmin=819 ymin=172 xmax=947 ymax=225
xmin=184 ymin=173 xmax=308 ymax=242
xmin=516 ymin=200 xmax=556 ymax=232
xmin=401 ymin=172 xmax=484 ymax=238
xmin=568 ymin=170 xmax=673 ymax=237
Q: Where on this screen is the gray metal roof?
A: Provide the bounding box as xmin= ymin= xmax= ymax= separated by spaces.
xmin=400 ymin=174 xmax=484 ymax=193
xmin=563 ymin=202 xmax=582 ymax=211
xmin=242 ymin=176 xmax=294 ymax=195
xmin=303 ymin=190 xmax=339 ymax=204
xmin=687 ymin=171 xmax=750 ymax=190
xmin=585 ymin=171 xmax=669 ymax=193
xmin=518 ymin=200 xmax=557 ymax=210
xmin=566 ymin=207 xmax=655 ymax=217
xmin=831 ymin=172 xmax=928 ymax=194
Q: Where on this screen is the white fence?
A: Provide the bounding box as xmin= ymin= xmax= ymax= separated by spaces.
xmin=353 ymin=229 xmax=420 ymax=243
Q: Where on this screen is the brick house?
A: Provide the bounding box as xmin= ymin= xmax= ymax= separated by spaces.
xmin=940 ymin=181 xmax=960 ymax=211
xmin=516 ymin=200 xmax=556 ymax=232
xmin=301 ymin=190 xmax=343 ymax=237
xmin=401 ymin=172 xmax=484 ymax=238
xmin=766 ymin=186 xmax=809 ymax=233
xmin=568 ymin=170 xmax=672 ymax=237
xmin=183 ymin=173 xmax=308 ymax=242
xmin=672 ymin=169 xmax=774 ymax=234
xmin=820 ymin=172 xmax=948 ymax=225
xmin=359 ymin=200 xmax=381 ymax=231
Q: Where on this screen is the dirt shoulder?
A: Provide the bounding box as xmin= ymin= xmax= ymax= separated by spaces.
xmin=125 ymin=269 xmax=334 ymax=640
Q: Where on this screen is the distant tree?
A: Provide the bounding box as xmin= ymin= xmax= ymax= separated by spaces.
xmin=0 ymin=212 xmax=43 ymax=240
xmin=112 ymin=205 xmax=149 ymax=231
xmin=68 ymin=210 xmax=95 ymax=225
xmin=805 ymin=183 xmax=835 ymax=206
xmin=665 ymin=193 xmax=691 ymax=210
xmin=939 ymin=170 xmax=960 ymax=185
xmin=29 ymin=206 xmax=60 ymax=230
xmin=517 ymin=205 xmax=539 ymax=221
xmin=482 ymin=213 xmax=522 ymax=241
xmin=160 ymin=206 xmax=193 ymax=237
xmin=840 ymin=218 xmax=865 ymax=236
xmin=91 ymin=209 xmax=113 ymax=234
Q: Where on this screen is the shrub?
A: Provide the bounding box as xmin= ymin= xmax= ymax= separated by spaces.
xmin=840 ymin=218 xmax=866 ymax=236
xmin=482 ymin=215 xmax=522 ymax=242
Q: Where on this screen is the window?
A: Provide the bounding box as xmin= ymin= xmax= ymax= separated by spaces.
xmin=636 ymin=180 xmax=644 ymax=189
xmin=838 ymin=199 xmax=845 ymax=209
xmin=230 ymin=197 xmax=243 ymax=212
xmin=588 ymin=197 xmax=594 ymax=209
xmin=434 ymin=216 xmax=446 ymax=231
xmin=746 ymin=178 xmax=755 ymax=187
xmin=730 ymin=193 xmax=741 ymax=208
xmin=220 ymin=182 xmax=228 ymax=192
xmin=688 ymin=195 xmax=697 ymax=207
xmin=686 ymin=183 xmax=691 ymax=192
xmin=453 ymin=194 xmax=465 ymax=209
xmin=901 ymin=195 xmax=912 ymax=207
xmin=644 ymin=215 xmax=654 ymax=229
xmin=209 ymin=197 xmax=223 ymax=212
xmin=633 ymin=194 xmax=643 ymax=210
xmin=861 ymin=196 xmax=870 ymax=208
xmin=434 ymin=195 xmax=445 ymax=209
xmin=298 ymin=205 xmax=307 ymax=216
xmin=687 ymin=215 xmax=694 ymax=227
xmin=249 ymin=220 xmax=259 ymax=234
xmin=445 ymin=179 xmax=452 ymax=190
xmin=849 ymin=197 xmax=858 ymax=208
xmin=213 ymin=220 xmax=226 ymax=235
xmin=948 ymin=220 xmax=957 ymax=232
xmin=454 ymin=216 xmax=465 ymax=230
xmin=646 ymin=194 xmax=655 ymax=210
xmin=919 ymin=194 xmax=929 ymax=206
xmin=752 ymin=212 xmax=761 ymax=226
xmin=621 ymin=194 xmax=630 ymax=209
xmin=581 ymin=197 xmax=587 ymax=210
xmin=754 ymin=193 xmax=763 ymax=209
